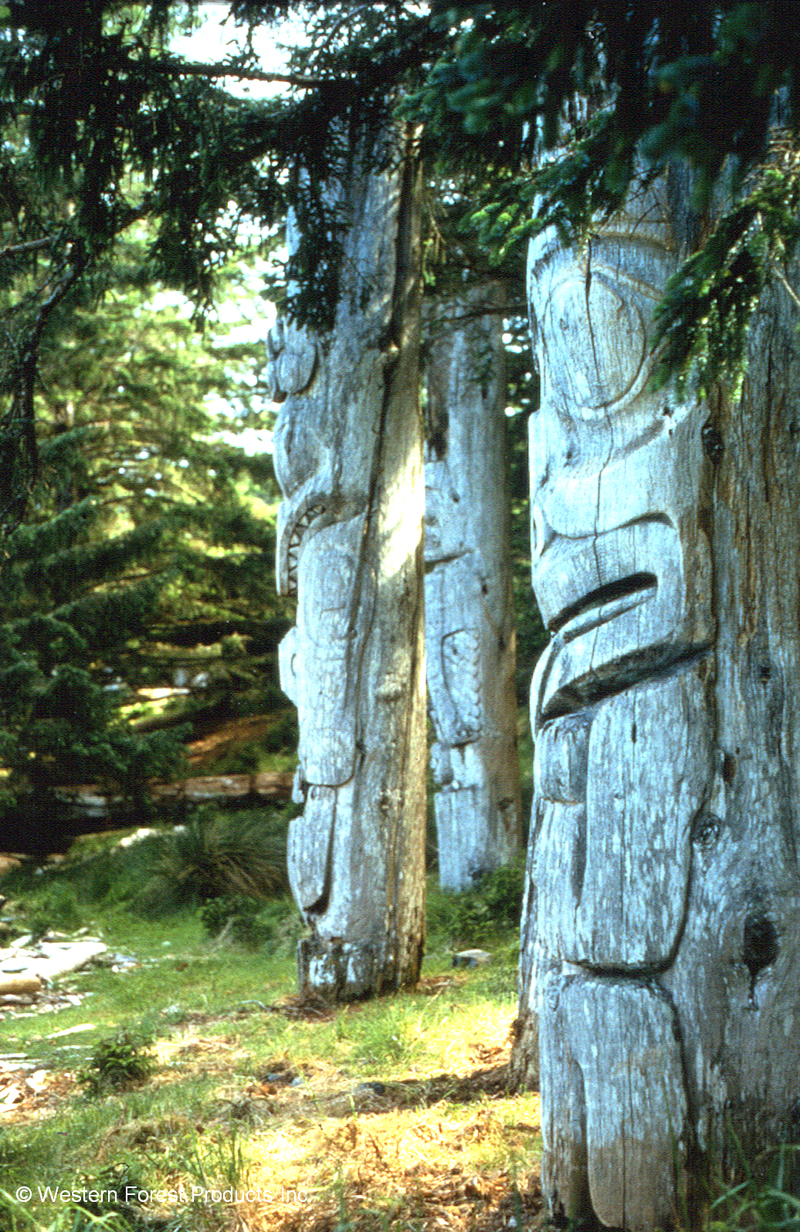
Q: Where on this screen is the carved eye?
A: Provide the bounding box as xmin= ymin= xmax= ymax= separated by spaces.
xmin=543 ymin=271 xmax=651 ymax=419
xmin=273 ymin=408 xmax=323 ymax=498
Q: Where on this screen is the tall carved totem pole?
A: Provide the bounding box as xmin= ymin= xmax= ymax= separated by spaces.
xmin=517 ymin=170 xmax=800 ymax=1227
xmin=269 ymin=124 xmax=427 ymax=1000
xmin=424 ymin=285 xmax=521 ymax=891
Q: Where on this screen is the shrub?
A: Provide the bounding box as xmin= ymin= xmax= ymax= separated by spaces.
xmin=427 ymin=859 xmax=525 ymax=949
xmin=199 ymin=894 xmax=273 ymax=949
xmin=473 ymin=860 xmax=526 ymax=931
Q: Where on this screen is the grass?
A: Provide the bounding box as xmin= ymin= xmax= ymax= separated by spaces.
xmin=0 ymin=835 xmax=542 ymax=1232
xmin=0 ymin=978 xmax=540 ymax=1229
xmin=3 ymin=811 xmax=796 ymax=1231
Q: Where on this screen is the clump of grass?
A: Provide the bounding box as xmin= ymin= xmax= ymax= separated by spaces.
xmin=24 ymin=880 xmax=85 ymax=940
xmin=78 ymin=1028 xmax=155 ymax=1097
xmin=140 ymin=805 xmax=290 ymax=910
xmin=348 ymin=1002 xmax=428 ymax=1071
xmin=702 ymin=1142 xmax=800 ymax=1231
xmin=0 ymin=1193 xmax=124 ymax=1232
xmin=183 ymin=1125 xmax=252 ymax=1193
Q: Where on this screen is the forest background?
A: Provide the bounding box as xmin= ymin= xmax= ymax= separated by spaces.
xmin=0 ymin=1 xmax=547 ymax=861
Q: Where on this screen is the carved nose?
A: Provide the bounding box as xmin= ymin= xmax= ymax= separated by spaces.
xmin=531 ymin=506 xmax=556 ymax=560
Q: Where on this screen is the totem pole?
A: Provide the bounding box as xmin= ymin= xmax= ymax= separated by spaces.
xmin=423 ymin=284 xmax=521 ymax=890
xmin=517 ymin=169 xmax=800 ymax=1227
xmin=269 ymin=124 xmax=427 ymax=1000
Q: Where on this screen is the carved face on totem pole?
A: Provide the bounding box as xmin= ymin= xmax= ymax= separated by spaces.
xmin=528 ymin=161 xmax=800 ymax=1227
xmin=268 ymin=146 xmax=427 ymax=1000
xmin=529 ymin=183 xmax=716 ymax=961
xmin=424 ymin=459 xmax=485 ymax=778
xmin=270 ymin=318 xmax=378 ymax=928
xmin=424 ymin=443 xmax=520 ymax=889
xmin=527 ymin=183 xmax=716 ymax=1226
xmin=420 ymin=289 xmax=521 ymax=892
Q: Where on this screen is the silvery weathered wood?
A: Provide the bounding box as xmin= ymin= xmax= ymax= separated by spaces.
xmin=516 ymin=169 xmax=800 ymax=1228
xmin=423 ymin=285 xmax=521 ymax=890
xmin=271 ymin=126 xmax=426 ymax=1000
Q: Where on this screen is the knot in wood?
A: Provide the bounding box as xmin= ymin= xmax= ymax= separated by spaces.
xmin=692 ymin=812 xmax=722 ymax=850
xmin=742 ymin=913 xmax=779 ymax=980
xmin=701 ymin=420 xmax=724 ymax=465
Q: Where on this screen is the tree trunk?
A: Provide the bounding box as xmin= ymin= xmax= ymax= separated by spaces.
xmin=270 ymin=124 xmax=426 ymax=1000
xmin=423 ymin=284 xmax=521 ymax=890
xmin=514 ymin=167 xmax=800 ymax=1227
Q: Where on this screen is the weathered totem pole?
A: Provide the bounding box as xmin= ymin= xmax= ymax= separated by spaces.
xmin=516 ymin=169 xmax=800 ymax=1227
xmin=269 ymin=124 xmax=427 ymax=1000
xmin=423 ymin=285 xmax=521 ymax=890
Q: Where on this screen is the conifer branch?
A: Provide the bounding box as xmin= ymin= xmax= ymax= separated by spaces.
xmin=147 ymin=58 xmax=331 ymax=88
xmin=1 ymin=249 xmax=89 ymax=530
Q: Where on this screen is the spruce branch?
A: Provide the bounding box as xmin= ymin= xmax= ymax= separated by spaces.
xmin=0 ymin=247 xmax=89 ymax=532
xmin=650 ymin=143 xmax=800 ymax=399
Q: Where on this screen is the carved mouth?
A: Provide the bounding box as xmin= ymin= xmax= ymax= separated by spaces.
xmin=549 ymin=571 xmax=657 ymax=637
xmin=531 ymin=516 xmax=706 ymax=725
xmin=277 ymin=498 xmax=328 ymax=596
xmin=537 ymin=583 xmax=696 ymax=723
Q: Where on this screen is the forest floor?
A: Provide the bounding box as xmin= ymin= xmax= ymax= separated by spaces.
xmin=185 ymin=713 xmax=288 ymax=772
xmin=0 ymin=860 xmax=543 ymax=1232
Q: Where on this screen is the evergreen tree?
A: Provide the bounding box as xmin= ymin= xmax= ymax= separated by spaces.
xmin=0 ymin=226 xmax=284 ymax=854
xmin=33 ymin=230 xmax=286 ymax=714
xmin=0 ymin=0 xmax=293 ymax=522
